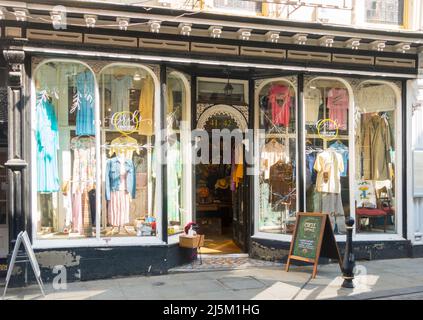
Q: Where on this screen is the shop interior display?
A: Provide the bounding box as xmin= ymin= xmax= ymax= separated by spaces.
xmin=35 ymin=63 xmax=172 ymax=239
xmin=258 ymin=81 xmax=297 ymax=234
xmin=354 ymin=83 xmax=396 ymax=233
xmin=304 ymin=81 xmax=350 ymax=234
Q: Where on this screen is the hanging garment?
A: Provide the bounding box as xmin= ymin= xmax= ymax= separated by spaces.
xmin=36 ymin=92 xmax=60 ymax=193
xmin=130 ymin=155 xmax=149 ymax=219
xmin=305 ymin=149 xmax=317 ymax=187
xmin=138 ymin=77 xmax=155 ymax=136
xmin=304 ymin=87 xmax=322 ymax=125
xmin=268 ymin=161 xmax=294 ymax=208
xmin=88 ymin=188 xmax=96 ymax=226
xmin=314 ymin=192 xmax=346 ymax=234
xmin=109 ymin=135 xmax=140 ymax=159
xmin=261 ymin=139 xmax=288 ymax=180
xmin=327 ymin=88 xmax=349 ymax=130
xmin=268 ymin=84 xmax=291 ymax=126
xmin=361 ymin=114 xmax=393 ymax=181
xmin=231 ymin=142 xmax=244 ymax=191
xmin=74 ymin=70 xmax=95 ymax=136
xmin=167 ymin=141 xmax=182 ymax=222
xmin=111 ymin=75 xmax=133 ymax=114
xmin=105 ymin=157 xmax=136 ymax=201
xmin=329 ymin=141 xmax=349 ymax=177
xmin=108 ymin=158 xmax=132 ymax=227
xmin=314 ymin=150 xmax=344 ymax=194
xmin=70 ymin=136 xmax=96 ymax=234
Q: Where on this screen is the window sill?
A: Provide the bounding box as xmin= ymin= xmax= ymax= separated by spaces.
xmin=32 ymin=236 xmax=166 ymax=250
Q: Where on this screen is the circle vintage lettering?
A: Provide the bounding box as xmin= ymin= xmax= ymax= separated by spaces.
xmin=316 ymin=118 xmax=339 ymax=141
xmin=111 ymin=111 xmax=140 ymax=135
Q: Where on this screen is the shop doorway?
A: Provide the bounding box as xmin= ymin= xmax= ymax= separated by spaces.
xmin=195 ymin=104 xmax=249 ymax=254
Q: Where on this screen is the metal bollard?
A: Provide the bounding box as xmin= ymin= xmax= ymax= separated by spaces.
xmin=342 ymin=218 xmax=355 ymax=288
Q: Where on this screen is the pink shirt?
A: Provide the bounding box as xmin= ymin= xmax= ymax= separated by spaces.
xmin=327 ymin=88 xmax=349 ymax=130
xmin=269 ymin=85 xmax=291 ymax=127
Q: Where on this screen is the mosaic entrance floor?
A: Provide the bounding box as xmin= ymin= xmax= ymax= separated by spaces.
xmin=169 ymin=254 xmax=284 ymax=273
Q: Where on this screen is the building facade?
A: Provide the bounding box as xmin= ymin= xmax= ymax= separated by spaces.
xmin=0 ymin=0 xmax=422 ymax=283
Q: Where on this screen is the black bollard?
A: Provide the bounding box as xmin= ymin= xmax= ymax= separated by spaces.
xmin=342 ymin=218 xmax=355 ymax=288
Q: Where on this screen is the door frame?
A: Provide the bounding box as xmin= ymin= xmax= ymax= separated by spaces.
xmin=195 ymin=103 xmax=250 ymax=252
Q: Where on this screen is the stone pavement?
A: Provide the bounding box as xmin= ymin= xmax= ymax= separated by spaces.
xmin=1 ymin=257 xmax=423 ymax=300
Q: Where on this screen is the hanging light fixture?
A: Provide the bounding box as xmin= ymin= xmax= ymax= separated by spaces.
xmin=224 ymin=71 xmax=233 ymax=97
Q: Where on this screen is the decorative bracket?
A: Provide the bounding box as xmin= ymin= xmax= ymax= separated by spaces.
xmin=3 ymin=50 xmax=25 ymax=88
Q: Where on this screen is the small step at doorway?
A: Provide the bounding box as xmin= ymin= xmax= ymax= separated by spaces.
xmin=169 ymin=254 xmax=283 ymax=273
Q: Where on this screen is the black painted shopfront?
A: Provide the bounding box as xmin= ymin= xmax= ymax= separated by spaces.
xmin=0 ymin=1 xmax=421 ymax=284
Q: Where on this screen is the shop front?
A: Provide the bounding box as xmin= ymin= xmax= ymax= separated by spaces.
xmin=0 ymin=1 xmax=421 ymax=283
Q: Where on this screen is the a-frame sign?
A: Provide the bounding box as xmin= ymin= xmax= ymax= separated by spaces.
xmin=286 ymin=212 xmax=342 ymax=278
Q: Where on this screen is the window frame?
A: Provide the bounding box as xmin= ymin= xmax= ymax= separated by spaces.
xmin=252 ymin=75 xmax=405 ymax=243
xmin=253 ymin=76 xmax=299 ymax=242
xmin=361 ymin=0 xmax=409 ymax=29
xmin=166 ymin=70 xmax=193 ymax=241
xmin=30 ymin=58 xmax=165 ymax=249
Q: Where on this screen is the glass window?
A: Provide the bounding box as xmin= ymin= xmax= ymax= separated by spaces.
xmin=257 ymin=79 xmax=297 ymax=234
xmin=197 ymin=78 xmax=247 ymax=105
xmin=355 ymin=83 xmax=398 ymax=234
xmin=166 ymin=72 xmax=190 ymax=235
xmin=365 ymin=0 xmax=404 ymax=25
xmin=34 ymin=61 xmax=97 ymax=239
xmin=99 ymin=65 xmax=157 ymax=237
xmin=304 ymin=78 xmax=350 ymax=235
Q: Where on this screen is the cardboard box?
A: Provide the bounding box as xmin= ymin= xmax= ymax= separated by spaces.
xmin=179 ymin=234 xmax=205 ymax=248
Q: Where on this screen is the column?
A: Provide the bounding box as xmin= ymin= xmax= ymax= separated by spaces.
xmin=3 ymin=49 xmax=28 ymax=250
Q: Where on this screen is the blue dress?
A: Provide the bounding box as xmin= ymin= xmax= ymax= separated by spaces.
xmin=36 ymin=93 xmax=60 ymax=193
xmin=75 ymin=70 xmax=95 ymax=136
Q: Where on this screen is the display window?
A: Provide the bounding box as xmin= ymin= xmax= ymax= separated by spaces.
xmin=304 ymin=78 xmax=351 ymax=235
xmin=166 ymin=71 xmax=191 ymax=235
xmin=256 ymin=78 xmax=298 ymax=234
xmin=33 ymin=60 xmax=160 ymax=241
xmin=34 ymin=61 xmax=98 ymax=239
xmin=99 ymin=64 xmax=157 ymax=238
xmin=354 ymin=82 xmax=398 ymax=234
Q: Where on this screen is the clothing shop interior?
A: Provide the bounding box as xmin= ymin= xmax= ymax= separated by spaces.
xmin=195 ymin=78 xmax=247 ymax=254
xmin=34 ymin=61 xmax=190 ymax=240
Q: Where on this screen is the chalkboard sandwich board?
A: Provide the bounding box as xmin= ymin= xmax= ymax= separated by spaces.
xmin=285 ymin=212 xmax=342 ymax=278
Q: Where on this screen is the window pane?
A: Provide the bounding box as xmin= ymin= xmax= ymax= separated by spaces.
xmin=355 ymin=83 xmax=397 ymax=234
xmin=166 ymin=73 xmax=188 ymax=235
xmin=304 ymin=78 xmax=350 ymax=235
xmin=99 ymin=65 xmax=157 ymax=237
xmin=365 ymin=0 xmax=404 ymax=25
xmin=35 ymin=61 xmax=96 ymax=239
xmin=258 ymin=80 xmax=297 ymax=234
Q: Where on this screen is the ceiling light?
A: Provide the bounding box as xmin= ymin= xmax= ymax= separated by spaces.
xmin=238 ymin=29 xmax=252 ymax=41
xmin=84 ymin=15 xmax=97 ymax=28
xmin=149 ymin=20 xmax=161 ymax=33
xmin=395 ymin=42 xmax=411 ymax=53
xmin=209 ymin=26 xmax=223 ymax=39
xmin=133 ymin=73 xmax=141 ymax=81
xmin=266 ymin=31 xmax=280 ymax=43
xmin=293 ymin=34 xmax=308 ymax=45
xmin=117 ymin=17 xmax=130 ymax=31
xmin=178 ymin=23 xmax=192 ymax=36
xmin=13 ymin=8 xmax=28 ymax=22
xmin=319 ymin=36 xmax=334 ymax=47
